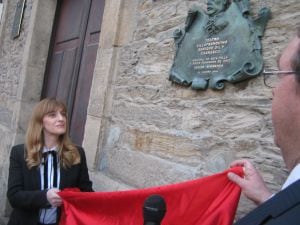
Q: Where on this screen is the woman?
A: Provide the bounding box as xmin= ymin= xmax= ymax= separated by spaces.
xmin=7 ymin=98 xmax=93 ymax=225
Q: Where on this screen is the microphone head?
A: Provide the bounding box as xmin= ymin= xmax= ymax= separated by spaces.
xmin=143 ymin=194 xmax=166 ymax=224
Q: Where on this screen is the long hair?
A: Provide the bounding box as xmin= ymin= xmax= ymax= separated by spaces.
xmin=25 ymin=98 xmax=80 ymax=169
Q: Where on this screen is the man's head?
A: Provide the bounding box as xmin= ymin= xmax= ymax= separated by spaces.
xmin=207 ymin=0 xmax=229 ymax=16
xmin=272 ymin=28 xmax=300 ymax=171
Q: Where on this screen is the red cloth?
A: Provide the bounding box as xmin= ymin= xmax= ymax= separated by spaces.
xmin=58 ymin=167 xmax=243 ymax=225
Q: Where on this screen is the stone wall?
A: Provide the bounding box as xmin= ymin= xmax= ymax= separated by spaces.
xmin=0 ymin=0 xmax=32 ymax=219
xmin=0 ymin=0 xmax=56 ymax=222
xmin=0 ymin=0 xmax=299 ymax=222
xmin=85 ymin=0 xmax=300 ymax=219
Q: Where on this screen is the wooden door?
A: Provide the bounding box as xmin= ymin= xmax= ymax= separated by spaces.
xmin=42 ymin=0 xmax=105 ymax=145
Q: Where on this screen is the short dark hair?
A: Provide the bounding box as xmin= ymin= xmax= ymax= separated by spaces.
xmin=292 ymin=27 xmax=300 ymax=82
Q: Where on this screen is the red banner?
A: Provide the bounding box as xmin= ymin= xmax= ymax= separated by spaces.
xmin=59 ymin=167 xmax=243 ymax=225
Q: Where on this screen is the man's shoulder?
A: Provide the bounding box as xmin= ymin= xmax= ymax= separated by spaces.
xmin=235 ymin=180 xmax=300 ymax=225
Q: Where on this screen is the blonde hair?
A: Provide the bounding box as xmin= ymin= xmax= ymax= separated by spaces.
xmin=25 ymin=98 xmax=80 ymax=169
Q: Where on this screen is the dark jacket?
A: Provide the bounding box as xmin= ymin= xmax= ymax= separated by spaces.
xmin=234 ymin=179 xmax=300 ymax=225
xmin=7 ymin=144 xmax=93 ymax=225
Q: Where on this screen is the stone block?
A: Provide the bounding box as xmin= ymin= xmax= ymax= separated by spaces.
xmin=103 ymin=147 xmax=197 ymax=188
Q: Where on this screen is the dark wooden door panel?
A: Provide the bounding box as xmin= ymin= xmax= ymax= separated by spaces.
xmin=55 ymin=0 xmax=86 ymax=44
xmin=69 ymin=0 xmax=105 ymax=144
xmin=56 ymin=48 xmax=78 ymax=105
xmin=45 ymin=53 xmax=63 ymax=97
xmin=42 ymin=0 xmax=105 ymax=145
xmin=70 ymin=44 xmax=98 ymax=142
xmin=42 ymin=0 xmax=91 ymax=106
xmin=88 ymin=0 xmax=105 ymax=34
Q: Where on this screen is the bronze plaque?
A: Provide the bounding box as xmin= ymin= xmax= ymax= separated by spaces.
xmin=169 ymin=0 xmax=270 ymax=90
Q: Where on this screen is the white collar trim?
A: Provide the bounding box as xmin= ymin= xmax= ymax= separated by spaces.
xmin=42 ymin=146 xmax=58 ymax=153
xmin=281 ymin=164 xmax=300 ymax=190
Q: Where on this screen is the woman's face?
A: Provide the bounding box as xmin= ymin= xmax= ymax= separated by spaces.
xmin=42 ymin=108 xmax=67 ymax=138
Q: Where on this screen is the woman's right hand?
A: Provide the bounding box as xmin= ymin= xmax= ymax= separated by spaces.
xmin=227 ymin=159 xmax=272 ymax=205
xmin=46 ymin=188 xmax=62 ymax=207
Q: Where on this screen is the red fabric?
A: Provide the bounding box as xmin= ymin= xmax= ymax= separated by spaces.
xmin=59 ymin=167 xmax=243 ymax=225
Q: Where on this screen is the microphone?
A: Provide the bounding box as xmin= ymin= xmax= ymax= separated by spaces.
xmin=143 ymin=194 xmax=166 ymax=225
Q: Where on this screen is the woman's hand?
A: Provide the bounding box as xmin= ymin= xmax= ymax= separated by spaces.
xmin=46 ymin=188 xmax=62 ymax=207
xmin=227 ymin=159 xmax=272 ymax=205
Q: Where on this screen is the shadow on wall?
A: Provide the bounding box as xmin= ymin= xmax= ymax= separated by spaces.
xmin=0 ymin=1 xmax=3 ymax=22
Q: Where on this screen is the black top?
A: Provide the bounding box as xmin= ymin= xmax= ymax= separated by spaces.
xmin=7 ymin=144 xmax=93 ymax=225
